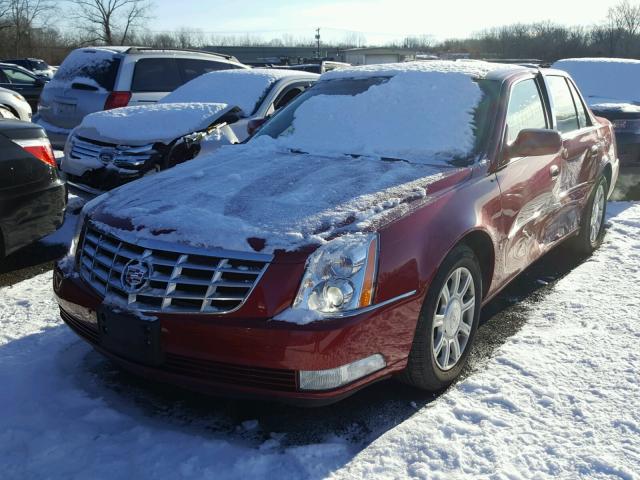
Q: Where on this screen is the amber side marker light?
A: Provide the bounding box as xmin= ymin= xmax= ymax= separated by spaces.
xmin=358 ymin=236 xmax=378 ymax=308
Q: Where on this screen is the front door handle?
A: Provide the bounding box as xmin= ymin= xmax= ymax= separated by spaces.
xmin=589 ymin=144 xmax=601 ymax=155
xmin=550 ymin=165 xmax=560 ymax=179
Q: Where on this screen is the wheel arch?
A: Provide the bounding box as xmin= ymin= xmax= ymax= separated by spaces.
xmin=455 ymin=229 xmax=496 ymax=299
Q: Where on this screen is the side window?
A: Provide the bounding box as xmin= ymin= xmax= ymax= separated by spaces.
xmin=177 ymin=59 xmax=234 ymax=83
xmin=0 ymin=70 xmax=8 ymax=83
xmin=3 ymin=68 xmax=36 ymax=85
xmin=505 ymin=78 xmax=547 ymax=144
xmin=566 ymin=80 xmax=591 ymax=129
xmin=547 ymin=76 xmax=580 ymax=134
xmin=131 ymin=58 xmax=182 ymax=92
xmin=273 ymin=86 xmax=306 ymax=111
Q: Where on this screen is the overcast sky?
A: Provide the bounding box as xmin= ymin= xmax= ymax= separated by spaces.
xmin=149 ymin=0 xmax=623 ymax=43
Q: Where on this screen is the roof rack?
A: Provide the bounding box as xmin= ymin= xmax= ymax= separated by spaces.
xmin=124 ymin=47 xmax=239 ymax=62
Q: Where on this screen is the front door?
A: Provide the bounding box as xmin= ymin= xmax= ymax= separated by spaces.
xmin=494 ymin=77 xmax=563 ymax=284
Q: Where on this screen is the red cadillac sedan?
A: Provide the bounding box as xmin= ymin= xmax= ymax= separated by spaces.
xmin=54 ymin=61 xmax=619 ymax=405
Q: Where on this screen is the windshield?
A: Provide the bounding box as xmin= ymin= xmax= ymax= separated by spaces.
xmin=255 ymin=74 xmax=498 ymax=165
xmin=31 ymin=60 xmax=49 ymax=70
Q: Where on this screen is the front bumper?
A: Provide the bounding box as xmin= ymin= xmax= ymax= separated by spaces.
xmin=53 ymin=265 xmax=420 ymax=405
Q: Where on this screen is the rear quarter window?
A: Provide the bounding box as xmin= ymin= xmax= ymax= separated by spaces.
xmin=54 ymin=50 xmax=121 ymax=91
xmin=547 ymin=76 xmax=580 ymax=134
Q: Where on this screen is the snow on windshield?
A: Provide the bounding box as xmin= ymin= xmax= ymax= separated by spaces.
xmin=78 ymin=103 xmax=233 ymax=144
xmin=270 ymin=70 xmax=483 ymax=163
xmin=161 ymin=69 xmax=314 ymax=116
xmin=49 ymin=48 xmax=120 ymax=91
xmin=553 ymin=58 xmax=640 ymax=106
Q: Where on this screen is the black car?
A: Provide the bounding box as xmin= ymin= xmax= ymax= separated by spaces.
xmin=0 ymin=119 xmax=66 ymax=258
xmin=2 ymin=58 xmax=53 ymax=77
xmin=589 ymin=105 xmax=640 ymax=168
xmin=0 ymin=63 xmax=47 ymax=111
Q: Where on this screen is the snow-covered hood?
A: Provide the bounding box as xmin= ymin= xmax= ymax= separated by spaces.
xmin=88 ymin=141 xmax=467 ymax=256
xmin=75 ymin=103 xmax=237 ymax=146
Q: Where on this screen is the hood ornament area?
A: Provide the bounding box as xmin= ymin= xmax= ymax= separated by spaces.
xmin=120 ymin=259 xmax=152 ymax=293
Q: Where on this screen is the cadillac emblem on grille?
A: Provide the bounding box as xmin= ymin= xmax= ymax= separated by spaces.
xmin=120 ymin=259 xmax=151 ymax=293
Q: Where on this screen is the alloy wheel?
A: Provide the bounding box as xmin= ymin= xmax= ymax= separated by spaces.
xmin=590 ymin=184 xmax=605 ymax=245
xmin=432 ymin=267 xmax=475 ymax=371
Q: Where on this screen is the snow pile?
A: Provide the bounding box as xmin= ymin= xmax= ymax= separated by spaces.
xmin=589 ymin=103 xmax=640 ymax=114
xmin=321 ymin=60 xmax=525 ymax=82
xmin=161 ymin=69 xmax=315 ymax=116
xmin=275 ymin=70 xmax=482 ymax=161
xmin=553 ymin=58 xmax=640 ymax=105
xmin=332 ymin=202 xmax=640 ymax=479
xmin=48 ymin=48 xmax=118 ymax=92
xmin=1 ymin=203 xmax=638 ymax=479
xmin=77 ymin=103 xmax=234 ymax=144
xmin=89 ymin=141 xmax=450 ymax=254
xmin=0 ymin=273 xmax=353 ymax=480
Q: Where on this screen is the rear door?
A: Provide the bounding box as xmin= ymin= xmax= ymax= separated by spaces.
xmin=545 ymin=75 xmax=602 ymax=225
xmin=128 ymin=58 xmax=183 ymax=105
xmin=495 ymin=76 xmax=563 ymax=279
xmin=128 ymin=57 xmax=243 ymax=105
xmin=38 ymin=50 xmax=121 ymax=129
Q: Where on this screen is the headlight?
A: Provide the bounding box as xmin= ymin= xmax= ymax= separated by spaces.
xmin=292 ymin=233 xmax=378 ymax=316
xmin=68 ymin=208 xmax=87 ymax=258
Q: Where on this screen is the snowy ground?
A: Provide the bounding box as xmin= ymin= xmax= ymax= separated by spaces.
xmin=0 ymin=201 xmax=639 ymax=479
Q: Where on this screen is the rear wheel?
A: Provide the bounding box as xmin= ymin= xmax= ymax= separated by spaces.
xmin=569 ymin=174 xmax=608 ymax=255
xmin=400 ymin=245 xmax=482 ymax=391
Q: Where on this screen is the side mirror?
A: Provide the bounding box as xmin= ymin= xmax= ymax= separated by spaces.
xmin=247 ymin=117 xmax=268 ymax=137
xmin=35 ymin=78 xmax=46 ymax=87
xmin=506 ymin=129 xmax=562 ymax=160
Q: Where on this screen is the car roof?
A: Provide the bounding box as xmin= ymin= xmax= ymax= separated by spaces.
xmin=0 ymin=62 xmax=36 ymax=74
xmin=74 ymin=46 xmax=245 ymax=66
xmin=319 ymin=60 xmax=535 ymax=83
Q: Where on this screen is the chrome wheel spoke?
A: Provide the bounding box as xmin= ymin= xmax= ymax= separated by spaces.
xmin=451 ymin=338 xmax=461 ymax=362
xmin=459 ymin=272 xmax=472 ymax=297
xmin=440 ymin=284 xmax=450 ymax=307
xmin=452 ymin=269 xmax=461 ymax=296
xmin=461 ymin=297 xmax=475 ymax=313
xmin=433 ymin=314 xmax=445 ymax=328
xmin=441 ymin=340 xmax=450 ymax=366
xmin=459 ymin=321 xmax=471 ymax=337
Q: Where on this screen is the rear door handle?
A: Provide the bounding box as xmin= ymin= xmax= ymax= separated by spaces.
xmin=590 ymin=144 xmax=601 ymax=155
xmin=550 ymin=165 xmax=560 ymax=179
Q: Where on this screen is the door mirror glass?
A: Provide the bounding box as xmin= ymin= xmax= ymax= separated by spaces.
xmin=507 ymin=128 xmax=562 ymax=159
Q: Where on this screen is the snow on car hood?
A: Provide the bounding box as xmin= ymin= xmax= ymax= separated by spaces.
xmin=552 ymin=58 xmax=640 ymax=106
xmin=75 ymin=103 xmax=235 ymax=145
xmin=88 ymin=140 xmax=462 ymax=255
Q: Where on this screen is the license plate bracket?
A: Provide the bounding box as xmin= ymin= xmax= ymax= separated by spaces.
xmin=97 ymin=307 xmax=163 ymax=366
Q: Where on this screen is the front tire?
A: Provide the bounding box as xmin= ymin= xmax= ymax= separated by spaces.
xmin=569 ymin=174 xmax=608 ymax=256
xmin=400 ymin=245 xmax=482 ymax=391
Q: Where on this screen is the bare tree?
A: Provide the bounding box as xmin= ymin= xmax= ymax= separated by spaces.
xmin=608 ymin=0 xmax=640 ymax=53
xmin=70 ymin=0 xmax=151 ymax=45
xmin=3 ymin=0 xmax=55 ymax=55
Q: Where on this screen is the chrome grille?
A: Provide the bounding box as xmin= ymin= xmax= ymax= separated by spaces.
xmin=78 ymin=222 xmax=271 ymax=314
xmin=70 ymin=136 xmax=156 ymax=169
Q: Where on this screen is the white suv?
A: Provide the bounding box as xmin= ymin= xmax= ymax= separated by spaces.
xmin=34 ymin=46 xmax=247 ymax=147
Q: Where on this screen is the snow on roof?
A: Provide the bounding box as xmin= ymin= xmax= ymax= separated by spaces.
xmin=552 ymin=58 xmax=640 ymax=105
xmin=273 ymin=66 xmax=487 ymax=161
xmin=161 ymin=68 xmax=318 ymax=116
xmin=321 ymin=60 xmax=526 ymax=81
xmin=77 ymin=103 xmax=233 ymax=144
xmin=90 ymin=141 xmax=449 ymax=254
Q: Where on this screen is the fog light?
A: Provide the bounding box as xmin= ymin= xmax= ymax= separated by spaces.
xmin=298 ymin=354 xmax=386 ymax=391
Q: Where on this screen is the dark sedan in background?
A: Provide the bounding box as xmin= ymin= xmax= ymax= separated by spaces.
xmin=0 ymin=63 xmax=47 ymax=112
xmin=0 ymin=119 xmax=66 ymax=258
xmin=553 ymin=58 xmax=640 ymax=168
